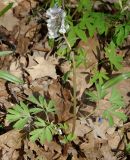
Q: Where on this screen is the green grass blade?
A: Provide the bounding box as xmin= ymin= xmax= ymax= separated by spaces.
xmin=0 ymin=51 xmax=13 ymax=56
xmin=0 ymin=70 xmax=23 ymax=84
xmin=102 ymin=72 xmax=130 ymax=89
xmin=0 ymin=3 xmax=13 ymax=17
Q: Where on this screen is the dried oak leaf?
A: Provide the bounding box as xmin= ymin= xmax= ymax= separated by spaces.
xmin=0 ymin=2 xmax=19 ymax=31
xmin=26 ymin=57 xmax=57 ymax=80
xmin=16 ymin=35 xmax=30 ymax=55
xmin=74 ymin=120 xmax=91 ymax=137
xmin=48 ymin=80 xmax=72 ymax=122
xmin=108 ymin=130 xmax=123 ymax=150
xmin=88 ymin=119 xmax=109 ymax=140
xmin=13 ymin=0 xmax=37 ymax=18
xmin=44 ymin=141 xmax=62 ymax=153
xmin=24 ymin=141 xmax=52 ymax=160
xmin=0 ymin=130 xmax=22 ymax=160
xmin=80 ymin=133 xmax=102 ymax=160
xmin=77 ymin=35 xmax=99 ymax=68
xmin=100 ymin=144 xmax=117 ymax=160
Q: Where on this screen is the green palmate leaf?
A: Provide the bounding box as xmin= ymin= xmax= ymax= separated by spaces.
xmin=86 ymin=91 xmax=98 ymax=102
xmin=74 ymin=27 xmax=87 ymax=42
xmin=78 ymin=17 xmax=86 ymax=30
xmin=109 ymin=88 xmax=125 ymax=108
xmin=102 ymin=72 xmax=130 ymax=89
xmin=124 ymin=24 xmax=130 ymax=37
xmin=85 ymin=12 xmax=107 ymax=37
xmin=105 ymin=41 xmax=123 ymax=70
xmin=78 ymin=0 xmax=92 ymax=11
xmin=39 ymin=96 xmax=45 ymax=106
xmin=34 ymin=118 xmax=46 ymax=127
xmin=96 ymin=83 xmax=107 ymax=100
xmin=57 ymin=45 xmax=68 ymax=57
xmin=30 ymin=132 xmax=41 ymax=142
xmin=112 ymin=111 xmax=127 ymax=122
xmin=91 ymin=70 xmax=109 ymax=85
xmin=102 ymin=87 xmax=126 ymax=126
xmin=6 ymin=114 xmax=21 ymax=122
xmin=95 ymin=13 xmax=107 ymax=35
xmin=86 ymin=83 xmax=107 ymax=102
xmin=40 ymin=131 xmax=46 ymax=144
xmin=0 ymin=3 xmax=13 ymax=17
xmin=20 ymin=102 xmax=30 ymax=113
xmin=103 ymin=110 xmax=114 ymax=126
xmin=67 ymin=133 xmax=76 ymax=141
xmin=67 ymin=28 xmax=77 ymax=47
xmin=0 ymin=51 xmax=13 ymax=56
xmin=13 ymin=117 xmax=28 ymax=129
xmin=114 ymin=23 xmax=130 ymax=46
xmin=28 ymin=95 xmax=40 ymax=106
xmin=115 ymin=26 xmax=125 ymax=45
xmin=126 ymin=143 xmax=130 ymax=154
xmin=30 ymin=126 xmax=53 ymax=144
xmin=86 ymin=21 xmax=96 ymax=37
xmin=48 ymin=38 xmax=54 ymax=48
xmin=107 ymin=113 xmax=114 ymax=127
xmin=30 ymin=129 xmax=43 ymax=142
xmin=45 ymin=127 xmax=52 ymax=142
xmin=14 ymin=104 xmax=24 ymax=112
xmin=6 ymin=102 xmax=31 ymax=128
xmin=47 ymin=100 xmax=55 ymax=113
xmin=7 ymin=108 xmax=20 ymax=115
xmin=75 ymin=48 xmax=86 ymax=67
xmin=43 ymin=99 xmax=48 ymax=108
xmin=0 ymin=70 xmax=23 ymax=84
xmin=30 ymin=108 xmax=43 ymax=114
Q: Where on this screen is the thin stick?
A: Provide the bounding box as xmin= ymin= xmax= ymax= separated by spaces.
xmin=63 ymin=34 xmax=77 ymax=135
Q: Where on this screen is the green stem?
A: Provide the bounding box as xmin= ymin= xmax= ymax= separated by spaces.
xmin=63 ymin=34 xmax=77 ymax=135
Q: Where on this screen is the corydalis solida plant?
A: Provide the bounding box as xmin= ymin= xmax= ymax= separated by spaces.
xmin=46 ymin=5 xmax=77 ymax=135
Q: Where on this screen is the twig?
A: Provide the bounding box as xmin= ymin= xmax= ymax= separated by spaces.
xmin=63 ymin=33 xmax=77 ymax=135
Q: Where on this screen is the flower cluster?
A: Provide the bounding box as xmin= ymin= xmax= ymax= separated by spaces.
xmin=46 ymin=5 xmax=69 ymax=39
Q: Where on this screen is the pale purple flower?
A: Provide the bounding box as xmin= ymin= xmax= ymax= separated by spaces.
xmin=46 ymin=5 xmax=69 ymax=39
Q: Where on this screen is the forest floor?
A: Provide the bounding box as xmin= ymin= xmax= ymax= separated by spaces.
xmin=0 ymin=0 xmax=130 ymax=160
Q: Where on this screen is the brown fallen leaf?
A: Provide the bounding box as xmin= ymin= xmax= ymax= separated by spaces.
xmin=69 ymin=66 xmax=92 ymax=99
xmin=0 ymin=2 xmax=19 ymax=31
xmin=100 ymin=144 xmax=117 ymax=160
xmin=77 ymin=35 xmax=99 ymax=68
xmin=26 ymin=57 xmax=57 ymax=80
xmin=44 ymin=141 xmax=62 ymax=153
xmin=88 ymin=119 xmax=109 ymax=140
xmin=9 ymin=57 xmax=25 ymax=79
xmin=0 ymin=80 xmax=11 ymax=109
xmin=74 ymin=120 xmax=92 ymax=137
xmin=80 ymin=133 xmax=102 ymax=160
xmin=13 ymin=0 xmax=37 ymax=18
xmin=0 ymin=130 xmax=22 ymax=160
xmin=67 ymin=146 xmax=78 ymax=160
xmin=48 ymin=80 xmax=72 ymax=122
xmin=16 ymin=35 xmax=30 ymax=55
xmin=108 ymin=130 xmax=123 ymax=150
xmin=24 ymin=140 xmax=52 ymax=160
